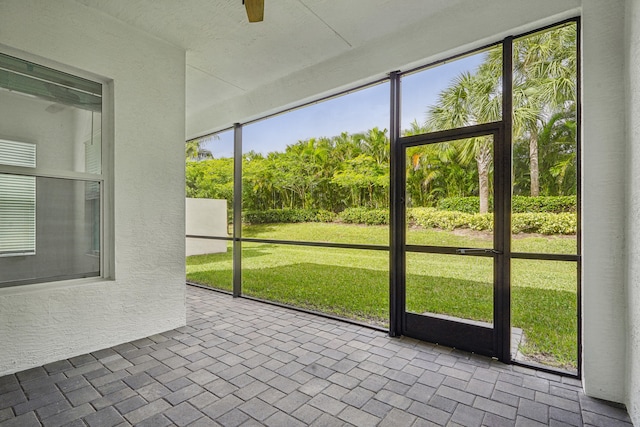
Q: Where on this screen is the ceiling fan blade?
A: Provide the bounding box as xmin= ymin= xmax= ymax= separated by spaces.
xmin=244 ymin=0 xmax=264 ymax=22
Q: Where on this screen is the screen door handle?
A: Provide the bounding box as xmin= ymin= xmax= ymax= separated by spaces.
xmin=455 ymin=248 xmax=503 ymax=255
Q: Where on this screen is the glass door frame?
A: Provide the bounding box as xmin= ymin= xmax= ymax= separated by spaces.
xmin=391 ymin=123 xmax=511 ymax=360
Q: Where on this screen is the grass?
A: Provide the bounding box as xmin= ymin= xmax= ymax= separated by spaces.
xmin=187 ymin=222 xmax=578 ymax=370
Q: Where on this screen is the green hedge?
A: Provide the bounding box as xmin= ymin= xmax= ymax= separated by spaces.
xmin=338 ymin=208 xmax=389 ymax=225
xmin=437 ymin=196 xmax=576 ymax=214
xmin=243 ymin=209 xmax=336 ymax=224
xmin=408 ymin=207 xmax=576 ymax=235
xmin=243 ymin=207 xmax=576 ymax=234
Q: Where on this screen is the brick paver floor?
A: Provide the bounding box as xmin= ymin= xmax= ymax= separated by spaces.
xmin=0 ymin=285 xmax=634 ymax=426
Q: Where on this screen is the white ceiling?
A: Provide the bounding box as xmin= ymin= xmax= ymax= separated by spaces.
xmin=72 ymin=1 xmax=459 ymax=128
xmin=72 ymin=0 xmax=580 ymax=138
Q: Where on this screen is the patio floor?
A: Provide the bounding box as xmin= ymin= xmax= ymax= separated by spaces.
xmin=0 ymin=285 xmax=633 ymax=427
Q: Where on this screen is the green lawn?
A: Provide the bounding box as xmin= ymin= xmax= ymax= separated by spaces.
xmin=187 ymin=222 xmax=578 ymax=370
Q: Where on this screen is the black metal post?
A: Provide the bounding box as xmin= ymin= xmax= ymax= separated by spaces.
xmin=233 ymin=123 xmax=242 ymax=297
xmin=496 ymin=36 xmax=513 ymax=362
xmin=389 ymin=71 xmax=403 ymax=337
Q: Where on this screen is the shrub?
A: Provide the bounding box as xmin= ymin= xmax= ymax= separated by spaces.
xmin=437 ymin=196 xmax=576 ymax=214
xmin=408 ymin=208 xmax=576 ymax=235
xmin=467 ymin=213 xmax=493 ymax=231
xmin=535 ymin=212 xmax=577 ymax=234
xmin=338 ymin=208 xmax=389 ymax=225
xmin=243 ymin=209 xmax=335 ymax=224
xmin=512 ymin=212 xmax=576 ymax=234
xmin=512 ymin=196 xmax=576 ymax=213
xmin=437 ymin=197 xmax=485 ymax=214
xmin=314 ymin=210 xmax=338 ymax=223
xmin=407 ymin=208 xmax=472 ymax=230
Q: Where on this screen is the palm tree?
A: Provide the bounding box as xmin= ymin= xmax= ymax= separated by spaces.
xmin=512 ymin=24 xmax=577 ymax=196
xmin=186 ymin=134 xmax=219 ymax=161
xmin=419 ymin=23 xmax=576 ymax=207
xmin=425 ymin=67 xmax=500 ymax=213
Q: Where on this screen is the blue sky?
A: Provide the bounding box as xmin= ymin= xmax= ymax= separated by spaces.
xmin=203 ymin=52 xmax=486 ymax=157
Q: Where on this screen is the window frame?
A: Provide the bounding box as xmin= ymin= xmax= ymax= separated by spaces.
xmin=0 ymin=50 xmax=111 ymax=288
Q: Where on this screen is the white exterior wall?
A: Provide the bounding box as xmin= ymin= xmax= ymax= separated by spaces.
xmin=625 ymin=0 xmax=640 ymax=423
xmin=186 ymin=198 xmax=228 ymax=256
xmin=581 ymin=0 xmax=627 ymax=403
xmin=0 ymin=0 xmax=186 ymax=375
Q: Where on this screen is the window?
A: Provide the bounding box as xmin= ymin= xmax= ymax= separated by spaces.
xmin=0 ymin=52 xmax=104 ymax=287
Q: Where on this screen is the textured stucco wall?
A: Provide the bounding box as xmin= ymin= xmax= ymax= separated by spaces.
xmin=0 ymin=0 xmax=186 ymax=375
xmin=581 ymin=0 xmax=628 ymax=403
xmin=625 ymin=0 xmax=640 ymax=423
xmin=186 ymin=198 xmax=228 ymax=256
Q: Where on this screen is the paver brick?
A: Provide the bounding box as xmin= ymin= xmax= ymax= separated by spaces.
xmin=164 ymin=402 xmax=203 ymax=426
xmin=257 ymin=386 xmax=286 ymax=405
xmin=231 ymin=379 xmax=268 ymax=400
xmin=298 ymin=378 xmax=330 ymax=396
xmin=429 ymin=394 xmax=458 ymax=413
xmin=436 ymin=384 xmax=476 ymax=405
xmin=36 ymin=400 xmax=72 ymax=420
xmin=308 ymin=393 xmax=347 ymax=416
xmin=338 ymin=405 xmax=380 ymax=427
xmin=216 ymin=407 xmax=250 ymax=426
xmin=123 ymin=399 xmax=171 ymax=424
xmin=582 ymin=410 xmax=634 ymax=427
xmin=268 ymin=375 xmax=298 ymax=394
xmin=166 ymin=383 xmax=204 ymax=405
xmin=549 ymin=406 xmax=582 ymax=426
xmin=379 ymin=407 xmax=417 ymax=427
xmin=83 ymin=406 xmax=126 ymax=427
xmin=134 ymin=413 xmax=173 ymax=427
xmin=202 ymin=395 xmax=244 ymax=419
xmin=535 ymin=391 xmax=580 ymax=412
xmin=13 ymin=389 xmax=65 ymax=415
xmin=407 ymin=400 xmax=451 ymax=425
xmin=114 ymin=395 xmax=146 ymax=414
xmin=374 ymin=389 xmax=412 ymax=410
xmin=136 ymin=381 xmax=171 ymax=402
xmin=0 ymin=411 xmax=40 ymax=427
xmin=474 ymin=396 xmax=518 ymax=419
xmin=517 ymin=398 xmax=548 ymax=424
xmin=514 ymin=415 xmax=547 ymax=426
xmin=483 ymin=412 xmax=517 ymax=427
xmin=466 ymin=378 xmax=495 ymax=398
xmin=496 ymin=380 xmax=536 ymax=400
xmin=309 ymin=412 xmax=344 ymax=427
xmin=91 ymin=386 xmax=137 ymax=411
xmin=238 ymin=397 xmax=278 ymax=421
xmin=264 ymin=410 xmax=306 ymax=427
xmin=41 ymin=403 xmax=95 ymax=427
xmin=340 ymin=386 xmax=375 ymax=408
xmin=291 ymin=404 xmax=323 ymax=424
xmin=65 ymin=385 xmax=102 ymax=406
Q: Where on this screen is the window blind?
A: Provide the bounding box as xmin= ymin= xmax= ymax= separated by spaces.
xmin=0 ymin=140 xmax=36 ymax=256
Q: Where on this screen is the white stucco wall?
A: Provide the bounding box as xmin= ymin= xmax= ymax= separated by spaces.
xmin=0 ymin=0 xmax=186 ymax=375
xmin=581 ymin=0 xmax=627 ymax=403
xmin=186 ymin=198 xmax=228 ymax=256
xmin=625 ymin=0 xmax=640 ymax=423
